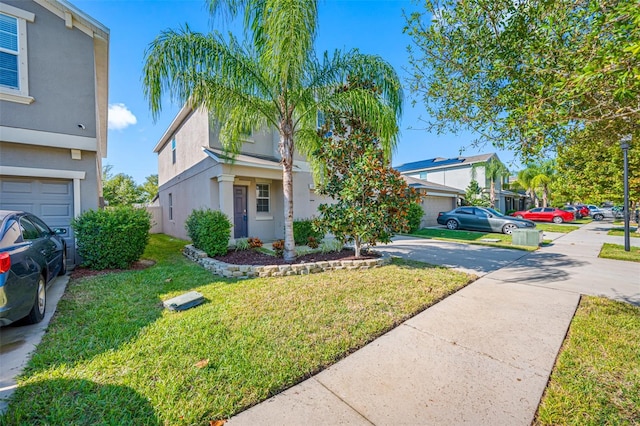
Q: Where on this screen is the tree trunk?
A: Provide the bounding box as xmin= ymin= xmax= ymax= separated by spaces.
xmin=490 ymin=180 xmax=496 ymax=208
xmin=542 ymin=185 xmax=549 ymax=207
xmin=354 ymin=236 xmax=361 ymax=258
xmin=279 ymin=119 xmax=296 ymax=262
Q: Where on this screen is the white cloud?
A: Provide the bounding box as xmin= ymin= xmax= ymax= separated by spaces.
xmin=108 ymin=103 xmax=137 ymax=130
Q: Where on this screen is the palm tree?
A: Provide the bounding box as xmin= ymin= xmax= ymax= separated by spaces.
xmin=530 ymin=160 xmax=556 ymax=207
xmin=143 ymin=0 xmax=402 ymax=261
xmin=512 ymin=166 xmax=539 ymax=208
xmin=471 ymin=157 xmax=509 ymax=209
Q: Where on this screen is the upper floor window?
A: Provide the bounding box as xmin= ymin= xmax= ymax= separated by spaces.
xmin=171 ymin=138 xmax=176 ymax=164
xmin=0 ymin=5 xmax=35 ymax=103
xmin=419 ymin=172 xmax=428 ymax=180
xmin=256 ymin=183 xmax=270 ymax=213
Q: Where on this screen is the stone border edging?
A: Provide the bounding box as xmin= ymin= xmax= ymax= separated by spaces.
xmin=183 ymin=245 xmax=391 ymax=279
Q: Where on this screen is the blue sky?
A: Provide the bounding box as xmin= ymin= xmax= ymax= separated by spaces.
xmin=73 ymin=0 xmax=518 ymax=184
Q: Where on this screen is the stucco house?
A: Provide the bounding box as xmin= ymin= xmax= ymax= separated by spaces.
xmin=152 ymin=105 xmax=327 ymax=242
xmin=396 ymin=153 xmax=526 ymax=214
xmin=0 ymin=0 xmax=109 ymax=265
xmin=401 ymin=176 xmax=465 ymax=227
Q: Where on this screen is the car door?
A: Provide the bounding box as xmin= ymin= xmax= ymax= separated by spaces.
xmin=454 ymin=207 xmax=475 ymax=229
xmin=527 ymin=208 xmax=543 ymax=221
xmin=471 ymin=208 xmax=492 ymax=232
xmin=27 ymin=214 xmax=63 ymax=279
xmin=542 ymin=207 xmax=555 ymax=221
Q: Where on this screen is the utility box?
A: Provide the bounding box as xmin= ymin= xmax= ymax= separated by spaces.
xmin=512 ymin=229 xmax=543 ymax=247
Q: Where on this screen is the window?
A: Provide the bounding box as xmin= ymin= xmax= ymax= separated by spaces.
xmin=168 ymin=193 xmax=173 ymax=220
xmin=28 ymin=215 xmax=52 ymax=235
xmin=419 ymin=172 xmax=428 ymax=179
xmin=0 ymin=220 xmax=22 ymax=245
xmin=256 ymin=184 xmax=270 ymax=213
xmin=19 ymin=217 xmax=40 ymax=240
xmin=0 ymin=5 xmax=34 ymax=103
xmin=171 ymin=139 xmax=176 ymax=164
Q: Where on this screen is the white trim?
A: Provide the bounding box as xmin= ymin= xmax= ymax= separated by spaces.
xmin=73 ymin=178 xmax=81 ymax=217
xmin=0 ymin=92 xmax=34 ymax=104
xmin=0 ymin=3 xmax=35 ymax=21
xmin=0 ymin=126 xmax=97 ymax=151
xmin=0 ymin=165 xmax=86 ymax=180
xmin=255 ymin=216 xmax=273 ymax=221
xmin=217 ymin=174 xmax=235 ymax=182
xmin=33 ymin=0 xmax=109 ymax=39
xmin=425 ymin=192 xmax=461 ymax=198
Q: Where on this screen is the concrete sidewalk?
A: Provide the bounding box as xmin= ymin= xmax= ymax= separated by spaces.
xmin=228 ymin=221 xmax=639 ymax=425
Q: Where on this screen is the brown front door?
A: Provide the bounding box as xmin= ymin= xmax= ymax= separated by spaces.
xmin=233 ymin=186 xmax=248 ymax=238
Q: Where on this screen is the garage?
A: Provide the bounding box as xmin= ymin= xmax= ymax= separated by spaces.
xmin=421 ymin=195 xmax=457 ymax=227
xmin=0 ymin=176 xmax=75 ymax=266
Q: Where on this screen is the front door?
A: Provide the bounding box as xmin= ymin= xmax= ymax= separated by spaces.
xmin=233 ymin=186 xmax=248 ymax=238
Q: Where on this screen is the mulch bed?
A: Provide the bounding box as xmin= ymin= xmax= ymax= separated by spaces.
xmin=70 ymin=259 xmax=156 ymax=280
xmin=213 ymin=248 xmax=380 ymax=265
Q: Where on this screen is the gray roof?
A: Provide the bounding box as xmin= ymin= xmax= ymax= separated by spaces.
xmin=395 ymin=153 xmax=496 ymax=173
xmin=402 ymin=176 xmax=465 ymax=195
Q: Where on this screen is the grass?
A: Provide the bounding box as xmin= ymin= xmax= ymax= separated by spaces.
xmin=534 ymin=223 xmax=580 ymax=233
xmin=409 ymin=228 xmax=538 ymax=251
xmin=535 ymin=297 xmax=640 ymax=425
xmin=599 ymin=243 xmax=640 ymax=262
xmin=607 ymin=226 xmax=640 ymax=237
xmin=1 ymin=234 xmax=472 ymax=425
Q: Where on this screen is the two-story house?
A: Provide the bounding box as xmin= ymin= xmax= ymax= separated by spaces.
xmin=0 ymin=0 xmax=109 ymax=265
xmin=153 ymin=105 xmax=326 ymax=242
xmin=396 ymin=153 xmax=525 ymax=215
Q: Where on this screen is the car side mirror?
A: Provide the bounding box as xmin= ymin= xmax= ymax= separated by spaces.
xmin=54 ymin=228 xmax=67 ymax=235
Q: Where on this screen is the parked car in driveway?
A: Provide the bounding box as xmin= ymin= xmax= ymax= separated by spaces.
xmin=0 ymin=211 xmax=66 ymax=326
xmin=563 ymin=206 xmax=582 ymax=219
xmin=511 ymin=207 xmax=575 ymax=224
xmin=437 ymin=206 xmax=536 ymax=234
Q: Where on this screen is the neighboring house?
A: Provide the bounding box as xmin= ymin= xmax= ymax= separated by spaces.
xmin=401 ymin=176 xmax=464 ymax=227
xmin=0 ymin=0 xmax=109 ymax=265
xmin=153 ymin=106 xmax=326 ymax=242
xmin=396 ymin=153 xmax=526 ymax=214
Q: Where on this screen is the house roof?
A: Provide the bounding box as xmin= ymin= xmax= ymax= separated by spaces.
xmin=395 ymin=153 xmax=496 ymax=173
xmin=203 ymin=147 xmax=286 ymax=171
xmin=402 ymin=176 xmax=465 ymax=195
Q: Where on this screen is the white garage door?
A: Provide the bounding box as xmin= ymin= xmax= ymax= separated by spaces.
xmin=421 ymin=196 xmax=457 ymax=227
xmin=0 ymin=176 xmax=75 ymax=266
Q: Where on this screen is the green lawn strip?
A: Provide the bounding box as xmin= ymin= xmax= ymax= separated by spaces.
xmin=607 ymin=227 xmax=640 ymax=237
xmin=408 ymin=229 xmax=536 ymax=251
xmin=535 ymin=297 xmax=640 ymax=425
xmin=1 ymin=234 xmax=472 ymax=425
xmin=534 ymin=223 xmax=580 ymax=233
xmin=599 ymin=243 xmax=640 ymax=262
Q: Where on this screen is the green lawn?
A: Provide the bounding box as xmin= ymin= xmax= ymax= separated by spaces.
xmin=1 ymin=234 xmax=472 ymax=425
xmin=599 ymin=243 xmax=640 ymax=262
xmin=607 ymin=226 xmax=640 ymax=237
xmin=535 ymin=297 xmax=640 ymax=425
xmin=534 ymin=223 xmax=580 ymax=233
xmin=409 ymin=228 xmax=538 ymax=250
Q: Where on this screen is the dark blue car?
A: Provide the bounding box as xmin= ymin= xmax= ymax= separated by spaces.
xmin=0 ymin=211 xmax=66 ymax=326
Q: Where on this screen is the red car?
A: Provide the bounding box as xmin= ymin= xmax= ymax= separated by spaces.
xmin=511 ymin=207 xmax=575 ymax=224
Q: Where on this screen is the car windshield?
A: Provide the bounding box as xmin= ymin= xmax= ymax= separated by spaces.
xmin=485 ymin=208 xmax=505 ymax=217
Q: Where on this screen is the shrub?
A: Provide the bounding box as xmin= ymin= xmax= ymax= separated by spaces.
xmin=271 ymin=239 xmax=285 ymax=257
xmin=72 ymin=206 xmax=151 ymax=270
xmin=293 ymin=219 xmax=323 ymax=245
xmin=307 ymin=236 xmax=319 ymax=249
xmin=248 ymin=237 xmax=263 ymax=248
xmin=320 ymin=239 xmax=343 ymax=253
xmin=506 ymin=209 xmax=516 ymax=216
xmin=185 ymin=209 xmax=232 ymax=256
xmin=235 ymin=238 xmax=250 ymax=251
xmin=407 ymin=202 xmax=424 ymax=233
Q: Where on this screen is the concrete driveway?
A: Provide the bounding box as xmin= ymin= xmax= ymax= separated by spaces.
xmin=375 ymin=235 xmax=531 ymax=276
xmin=0 ymin=274 xmax=69 ymax=413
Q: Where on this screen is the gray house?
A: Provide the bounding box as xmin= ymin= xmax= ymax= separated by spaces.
xmin=153 ymin=106 xmax=329 ymax=243
xmin=0 ymin=0 xmax=109 ymax=265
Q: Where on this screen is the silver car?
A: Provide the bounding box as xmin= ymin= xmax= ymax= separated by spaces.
xmin=437 ymin=206 xmax=536 ymax=234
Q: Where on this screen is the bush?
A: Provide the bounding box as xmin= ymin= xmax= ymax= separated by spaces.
xmin=271 ymin=239 xmax=285 ymax=257
xmin=307 ymin=236 xmax=319 ymax=249
xmin=248 ymin=237 xmax=263 ymax=248
xmin=320 ymin=239 xmax=343 ymax=253
xmin=185 ymin=209 xmax=232 ymax=256
xmin=235 ymin=238 xmax=250 ymax=251
xmin=72 ymin=206 xmax=151 ymax=270
xmin=293 ymin=219 xmax=323 ymax=245
xmin=407 ymin=202 xmax=424 ymax=233
xmin=506 ymin=209 xmax=517 ymax=216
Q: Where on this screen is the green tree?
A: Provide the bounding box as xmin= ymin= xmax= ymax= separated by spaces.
xmin=510 ymin=167 xmax=539 ymax=208
xmin=140 ymin=174 xmax=158 ymax=203
xmin=143 ymin=0 xmax=402 ymax=261
xmin=529 ymin=160 xmax=556 ymax=208
xmin=464 ymin=180 xmax=490 ymax=207
xmin=471 ymin=158 xmax=509 ymax=209
xmin=314 ymin=109 xmax=417 ymax=258
xmin=405 ymin=0 xmax=640 ymax=157
xmin=102 ymin=166 xmax=144 ymax=206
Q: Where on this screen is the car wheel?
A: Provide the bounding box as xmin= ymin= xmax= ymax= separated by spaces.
xmin=502 ymin=223 xmax=518 ymax=235
xmin=552 ymin=216 xmax=564 ymax=224
xmin=58 ymin=246 xmax=67 ymax=276
xmin=446 ymin=219 xmax=459 ymax=230
xmin=516 ymin=215 xmax=524 ymax=219
xmin=26 ymin=275 xmax=46 ymax=324
xmin=593 ymin=214 xmax=604 ymax=221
